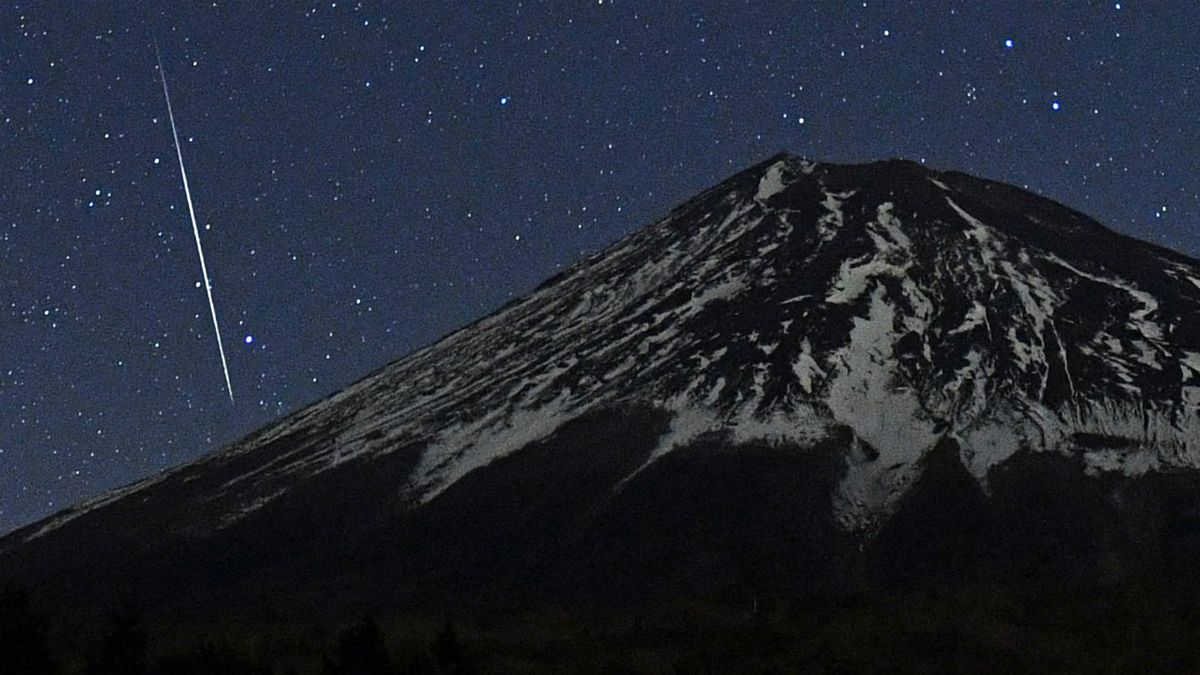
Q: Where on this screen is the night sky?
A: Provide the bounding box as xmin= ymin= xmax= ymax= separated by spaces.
xmin=2 ymin=1 xmax=1197 ymax=534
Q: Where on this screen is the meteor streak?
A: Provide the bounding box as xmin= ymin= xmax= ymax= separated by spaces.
xmin=154 ymin=41 xmax=234 ymax=404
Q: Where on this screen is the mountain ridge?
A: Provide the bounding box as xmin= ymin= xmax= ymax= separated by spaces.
xmin=5 ymin=152 xmax=1200 ymax=618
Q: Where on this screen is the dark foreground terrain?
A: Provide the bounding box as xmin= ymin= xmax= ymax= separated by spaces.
xmin=6 ymin=579 xmax=1200 ymax=674
xmin=8 ymin=406 xmax=1200 ymax=620
xmin=7 ymin=405 xmax=1200 ymax=673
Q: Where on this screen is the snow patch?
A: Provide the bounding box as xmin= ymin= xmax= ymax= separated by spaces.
xmin=703 ymin=377 xmax=727 ymax=406
xmin=957 ymin=412 xmax=1024 ymax=480
xmin=414 ymin=390 xmax=576 ymax=502
xmin=727 ymin=404 xmax=829 ymax=447
xmin=1047 ymin=254 xmax=1165 ymax=353
xmin=827 ymin=287 xmax=940 ymax=531
xmin=756 ymin=162 xmax=789 ymax=202
xmin=948 ymin=301 xmax=989 ymax=336
xmin=825 ymin=203 xmax=913 ymax=304
xmin=791 ymin=338 xmax=826 ymax=394
xmin=1060 ymin=399 xmax=1200 ymax=475
xmin=622 ymin=405 xmax=719 ymax=486
xmin=816 ymin=190 xmax=853 ymax=241
xmin=1184 ymin=387 xmax=1200 ymax=409
xmin=682 ymin=275 xmax=747 ymax=314
xmin=219 ymin=489 xmax=288 ymax=529
xmin=24 ymin=471 xmax=173 ymax=541
xmin=1182 ymin=352 xmax=1200 ymax=381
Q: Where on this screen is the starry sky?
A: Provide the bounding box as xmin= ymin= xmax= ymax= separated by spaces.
xmin=2 ymin=1 xmax=1197 ymax=534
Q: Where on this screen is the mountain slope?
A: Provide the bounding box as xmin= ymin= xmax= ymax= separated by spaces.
xmin=5 ymin=153 xmax=1200 ymax=615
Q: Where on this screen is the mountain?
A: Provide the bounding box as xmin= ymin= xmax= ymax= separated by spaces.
xmin=5 ymin=153 xmax=1200 ymax=620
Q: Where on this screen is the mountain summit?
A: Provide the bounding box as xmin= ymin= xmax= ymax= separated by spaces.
xmin=6 ymin=153 xmax=1200 ymax=614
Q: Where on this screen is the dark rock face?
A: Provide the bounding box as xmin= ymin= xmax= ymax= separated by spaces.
xmin=5 ymin=153 xmax=1200 ymax=620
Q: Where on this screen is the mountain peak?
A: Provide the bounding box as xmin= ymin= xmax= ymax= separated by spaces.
xmin=20 ymin=153 xmax=1200 ymax=534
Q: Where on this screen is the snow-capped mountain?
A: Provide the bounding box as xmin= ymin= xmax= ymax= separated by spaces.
xmin=5 ymin=153 xmax=1200 ymax=612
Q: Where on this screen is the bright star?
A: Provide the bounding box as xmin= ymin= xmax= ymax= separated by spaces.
xmin=1051 ymin=101 xmax=1061 ymax=111
xmin=1004 ymin=39 xmax=1014 ymax=49
xmin=244 ymin=335 xmax=254 ymax=344
xmin=500 ymin=96 xmax=509 ymax=106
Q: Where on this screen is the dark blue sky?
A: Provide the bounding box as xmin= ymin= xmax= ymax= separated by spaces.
xmin=2 ymin=1 xmax=1196 ymax=533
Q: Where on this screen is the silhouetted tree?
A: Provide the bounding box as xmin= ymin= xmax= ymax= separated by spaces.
xmin=0 ymin=584 xmax=58 ymax=675
xmin=397 ymin=650 xmax=436 ymax=675
xmin=431 ymin=620 xmax=473 ymax=674
xmin=86 ymin=608 xmax=148 ymax=675
xmin=323 ymin=615 xmax=394 ymax=675
xmin=148 ymin=642 xmax=272 ymax=675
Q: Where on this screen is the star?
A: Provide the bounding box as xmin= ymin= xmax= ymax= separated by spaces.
xmin=2 ymin=0 xmax=1198 ymax=539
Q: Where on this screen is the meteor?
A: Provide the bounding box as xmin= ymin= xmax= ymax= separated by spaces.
xmin=154 ymin=41 xmax=234 ymax=404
